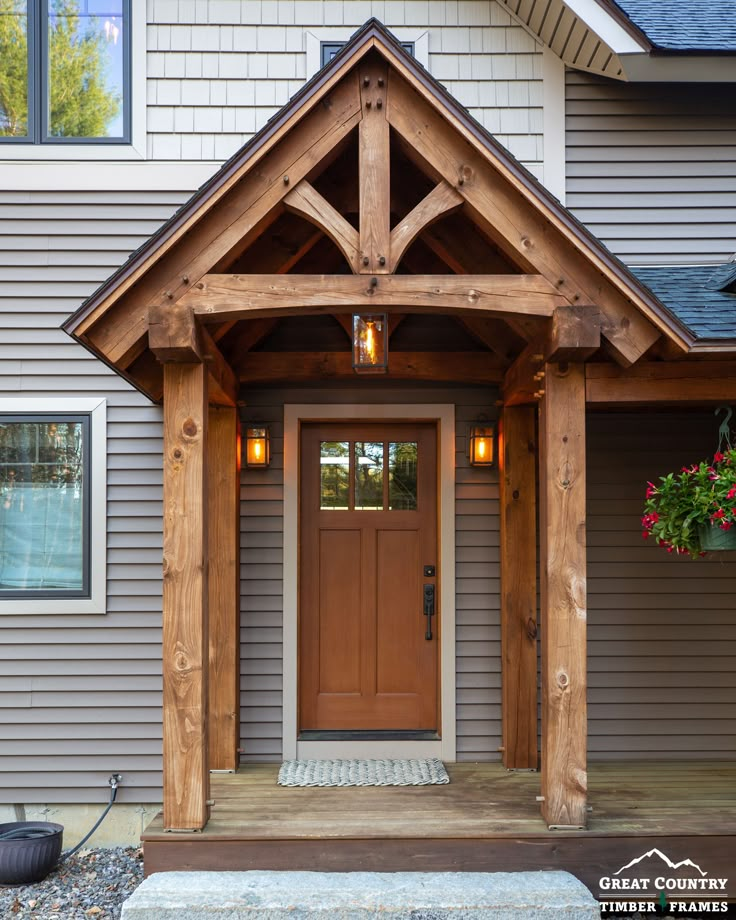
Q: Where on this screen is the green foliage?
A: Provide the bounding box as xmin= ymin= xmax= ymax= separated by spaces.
xmin=0 ymin=0 xmax=28 ymax=135
xmin=642 ymin=448 xmax=736 ymax=557
xmin=0 ymin=0 xmax=121 ymax=138
xmin=48 ymin=0 xmax=120 ymax=137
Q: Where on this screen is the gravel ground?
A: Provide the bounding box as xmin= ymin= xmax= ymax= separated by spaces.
xmin=0 ymin=847 xmax=143 ymax=919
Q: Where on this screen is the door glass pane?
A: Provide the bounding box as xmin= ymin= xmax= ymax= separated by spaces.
xmin=355 ymin=441 xmax=383 ymax=510
xmin=320 ymin=441 xmax=349 ymax=510
xmin=0 ymin=1 xmax=29 ymax=137
xmin=0 ymin=419 xmax=85 ymax=591
xmin=47 ymin=0 xmax=125 ymax=138
xmin=389 ymin=442 xmax=418 ymax=510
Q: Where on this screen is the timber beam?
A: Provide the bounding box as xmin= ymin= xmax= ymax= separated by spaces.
xmin=149 ymin=304 xmax=239 ymax=407
xmin=283 ymin=180 xmax=360 ymax=271
xmin=389 ymin=182 xmax=464 ymax=271
xmin=500 ymin=406 xmax=538 ymax=770
xmin=179 ymin=274 xmax=568 ymax=321
xmin=162 ymin=363 xmax=210 ymax=831
xmin=586 ymin=361 xmax=736 ymax=405
xmin=503 ymin=306 xmax=601 ymax=406
xmin=76 ymin=75 xmax=364 ymax=370
xmin=359 ymin=58 xmax=391 ymax=274
xmin=539 ymin=362 xmax=587 ymax=829
xmin=207 ymin=407 xmax=240 ymax=772
xmin=237 ymin=350 xmax=505 ymax=385
xmin=385 ymin=76 xmax=667 ymax=366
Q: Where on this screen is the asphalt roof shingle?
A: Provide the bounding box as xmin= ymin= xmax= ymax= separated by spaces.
xmin=631 ymin=265 xmax=736 ymax=341
xmin=612 ymin=0 xmax=736 ymax=52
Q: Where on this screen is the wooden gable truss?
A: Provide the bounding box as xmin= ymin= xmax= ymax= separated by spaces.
xmin=63 ymin=20 xmax=731 ymax=836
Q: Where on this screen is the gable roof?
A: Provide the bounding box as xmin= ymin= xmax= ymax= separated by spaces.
xmin=64 ymin=18 xmax=728 ymax=398
xmin=612 ymin=0 xmax=736 ymax=52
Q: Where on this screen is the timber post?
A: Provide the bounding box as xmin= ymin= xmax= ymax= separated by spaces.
xmin=207 ymin=406 xmax=241 ymax=772
xmin=161 ymin=362 xmax=211 ymax=830
xmin=499 ymin=406 xmax=538 ymax=770
xmin=538 ymin=361 xmax=587 ymax=828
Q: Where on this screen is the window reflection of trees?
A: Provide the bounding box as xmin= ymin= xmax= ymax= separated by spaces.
xmin=320 ymin=441 xmax=349 ymax=510
xmin=0 ymin=420 xmax=85 ymax=591
xmin=389 ymin=442 xmax=417 ymax=510
xmin=318 ymin=439 xmax=419 ymax=512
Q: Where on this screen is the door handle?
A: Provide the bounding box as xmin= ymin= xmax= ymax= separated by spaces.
xmin=423 ymin=584 xmax=435 ymax=640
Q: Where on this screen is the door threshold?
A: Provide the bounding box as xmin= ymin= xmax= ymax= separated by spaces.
xmin=298 ymin=730 xmax=440 ymax=742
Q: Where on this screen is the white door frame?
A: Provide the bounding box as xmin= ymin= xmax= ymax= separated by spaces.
xmin=282 ymin=403 xmax=456 ymax=761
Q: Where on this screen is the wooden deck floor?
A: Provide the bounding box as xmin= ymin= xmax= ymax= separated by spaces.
xmin=143 ymin=762 xmax=736 ymax=890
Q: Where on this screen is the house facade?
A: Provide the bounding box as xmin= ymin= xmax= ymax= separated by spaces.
xmin=1 ymin=0 xmax=735 ymax=879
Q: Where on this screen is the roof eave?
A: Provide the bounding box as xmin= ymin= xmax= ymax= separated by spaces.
xmin=64 ymin=18 xmax=692 ymax=359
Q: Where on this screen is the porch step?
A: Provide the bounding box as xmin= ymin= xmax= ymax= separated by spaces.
xmin=121 ymin=869 xmax=599 ymax=918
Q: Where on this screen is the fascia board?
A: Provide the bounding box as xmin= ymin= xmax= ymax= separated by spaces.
xmin=563 ymin=0 xmax=648 ymax=53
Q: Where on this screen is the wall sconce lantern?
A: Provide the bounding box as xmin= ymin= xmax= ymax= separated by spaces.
xmin=352 ymin=313 xmax=388 ymax=374
xmin=468 ymin=422 xmax=495 ymax=467
xmin=245 ymin=426 xmax=270 ymax=468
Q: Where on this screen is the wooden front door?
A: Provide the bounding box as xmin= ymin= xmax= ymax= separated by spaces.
xmin=299 ymin=423 xmax=439 ymax=731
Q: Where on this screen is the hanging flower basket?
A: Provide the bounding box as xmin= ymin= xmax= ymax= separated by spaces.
xmin=642 ymin=447 xmax=736 ymax=558
xmin=698 ymin=521 xmax=736 ymax=552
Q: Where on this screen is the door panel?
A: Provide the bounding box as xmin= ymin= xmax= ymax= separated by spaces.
xmin=376 ymin=528 xmax=420 ymax=695
xmin=318 ymin=529 xmax=361 ymax=694
xmin=299 ymin=423 xmax=438 ymax=732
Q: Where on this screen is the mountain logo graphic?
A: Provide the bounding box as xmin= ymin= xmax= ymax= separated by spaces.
xmin=614 ymin=848 xmax=707 ymax=877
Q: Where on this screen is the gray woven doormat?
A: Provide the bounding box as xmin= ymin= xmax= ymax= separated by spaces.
xmin=277 ymin=758 xmax=450 ymax=787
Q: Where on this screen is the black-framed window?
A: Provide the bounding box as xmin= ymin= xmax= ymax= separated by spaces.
xmin=320 ymin=40 xmax=414 ymax=68
xmin=0 ymin=0 xmax=130 ymax=144
xmin=0 ymin=415 xmax=90 ymax=598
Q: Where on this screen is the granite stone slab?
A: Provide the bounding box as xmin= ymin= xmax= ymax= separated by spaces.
xmin=121 ymin=869 xmax=599 ymax=919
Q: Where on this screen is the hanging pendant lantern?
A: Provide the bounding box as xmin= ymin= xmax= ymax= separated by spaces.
xmin=352 ymin=313 xmax=388 ymax=373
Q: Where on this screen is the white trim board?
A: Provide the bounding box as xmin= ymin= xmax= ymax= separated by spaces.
xmin=0 ymin=397 xmax=107 ymax=615
xmin=305 ymin=29 xmax=429 ymax=81
xmin=542 ymin=47 xmax=566 ymax=205
xmin=282 ymin=403 xmax=456 ymax=763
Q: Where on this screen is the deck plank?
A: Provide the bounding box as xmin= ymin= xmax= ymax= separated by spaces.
xmin=142 ymin=762 xmax=735 ymax=890
xmin=143 ymin=761 xmax=736 ymax=841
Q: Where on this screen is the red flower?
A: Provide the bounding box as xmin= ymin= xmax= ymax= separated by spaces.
xmin=666 ymin=545 xmax=675 ymax=553
xmin=646 ymin=481 xmax=657 ymax=498
xmin=720 ymin=520 xmax=733 ymax=531
xmin=711 ymin=509 xmax=727 ymax=521
xmin=727 ymin=486 xmax=736 ymax=500
xmin=714 ymin=452 xmax=725 ymax=463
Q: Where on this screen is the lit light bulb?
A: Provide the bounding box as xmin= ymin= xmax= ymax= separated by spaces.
xmin=477 ymin=439 xmax=486 ymax=459
xmin=365 ymin=321 xmax=376 ymax=364
xmin=254 ymin=440 xmax=262 ymax=460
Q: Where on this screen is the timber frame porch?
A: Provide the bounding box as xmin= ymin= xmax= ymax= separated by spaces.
xmin=142 ymin=762 xmax=736 ymax=892
xmin=62 ymin=18 xmax=736 ymax=847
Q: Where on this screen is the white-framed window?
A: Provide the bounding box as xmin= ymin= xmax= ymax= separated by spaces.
xmin=0 ymin=397 xmax=106 ymax=614
xmin=305 ymin=29 xmax=429 ymax=80
xmin=0 ymin=0 xmax=145 ymax=159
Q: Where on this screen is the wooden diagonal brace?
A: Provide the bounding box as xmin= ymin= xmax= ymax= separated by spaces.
xmin=389 ymin=181 xmax=464 ymax=271
xmin=284 ymin=180 xmax=360 ymax=272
